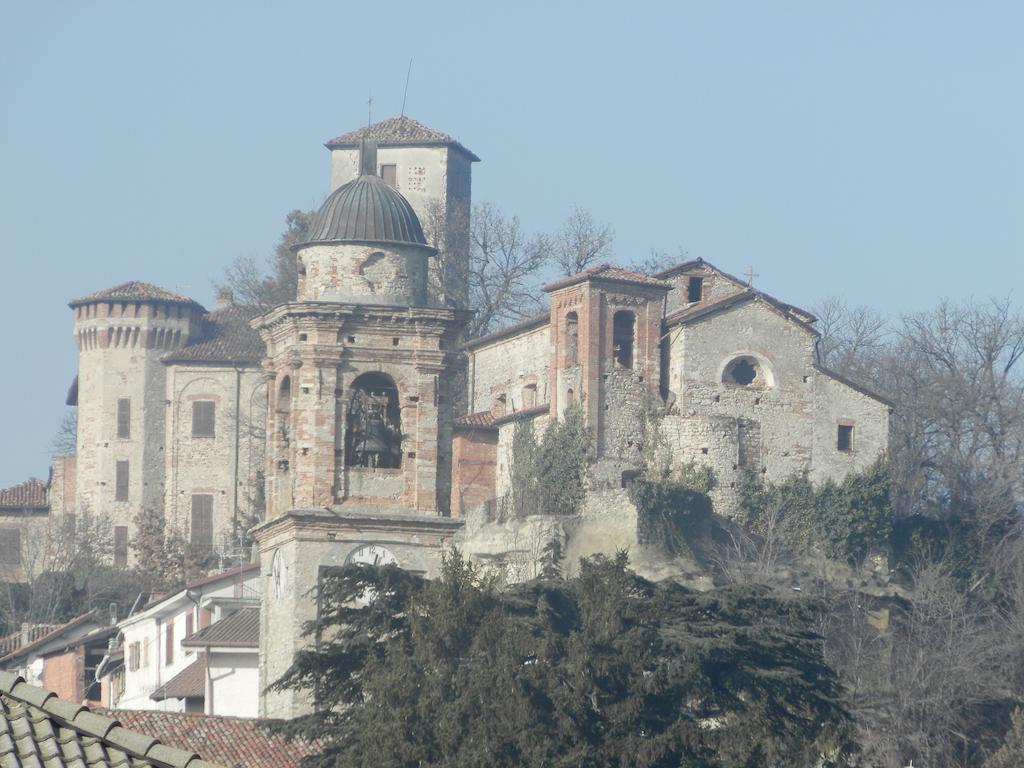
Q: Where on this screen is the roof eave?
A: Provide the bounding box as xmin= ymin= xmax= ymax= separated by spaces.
xmin=324 ymin=139 xmax=481 ymax=162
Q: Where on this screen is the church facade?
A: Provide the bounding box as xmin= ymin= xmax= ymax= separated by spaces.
xmin=1 ymin=117 xmax=891 ymax=717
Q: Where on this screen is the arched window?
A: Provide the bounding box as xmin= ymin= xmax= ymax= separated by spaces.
xmin=565 ymin=312 xmax=579 ymax=366
xmin=723 ymin=357 xmax=760 ymax=387
xmin=346 ymin=373 xmax=402 ymax=469
xmin=566 ymin=388 xmax=575 ymax=407
xmin=277 ymin=376 xmax=292 ymax=444
xmin=277 ymin=376 xmax=291 ymax=413
xmin=612 ymin=311 xmax=635 ymax=369
xmin=522 ymin=383 xmax=537 ymax=409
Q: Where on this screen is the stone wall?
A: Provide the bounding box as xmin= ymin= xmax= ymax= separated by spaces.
xmin=660 ymin=297 xmax=889 ymax=514
xmin=256 ymin=511 xmax=462 ymax=718
xmin=297 ymin=242 xmax=430 ymax=306
xmin=163 ymin=364 xmax=267 ymax=552
xmin=467 ymin=323 xmax=550 ymax=415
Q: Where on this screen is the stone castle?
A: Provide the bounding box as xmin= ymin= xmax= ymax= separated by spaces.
xmin=0 ymin=117 xmax=891 ymax=717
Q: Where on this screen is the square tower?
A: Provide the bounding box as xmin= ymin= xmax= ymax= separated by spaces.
xmin=325 ymin=117 xmax=478 ymax=308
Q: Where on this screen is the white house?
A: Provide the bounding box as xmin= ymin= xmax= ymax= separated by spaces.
xmin=107 ymin=563 xmax=260 ymax=716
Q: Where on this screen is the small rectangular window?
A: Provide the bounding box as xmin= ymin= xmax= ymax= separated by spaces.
xmin=116 ymin=398 xmax=131 ymax=439
xmin=191 ymin=494 xmax=214 ymax=551
xmin=185 ymin=611 xmax=194 ymax=638
xmin=687 ymin=276 xmax=704 ymax=303
xmin=381 ymin=164 xmax=397 ymax=188
xmin=165 ymin=620 xmax=174 ymax=665
xmin=837 ymin=424 xmax=854 ymax=452
xmin=192 ymin=401 xmax=215 ymax=438
xmin=114 ymin=526 xmax=128 ymax=567
xmin=0 ymin=530 xmax=21 ymax=566
xmin=128 ymin=642 xmax=140 ymax=672
xmin=115 ymin=461 xmax=129 ymax=502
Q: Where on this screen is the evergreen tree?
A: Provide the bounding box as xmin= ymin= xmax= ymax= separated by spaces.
xmin=273 ymin=550 xmax=855 ymax=767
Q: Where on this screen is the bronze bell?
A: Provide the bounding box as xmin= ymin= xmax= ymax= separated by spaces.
xmin=361 ymin=413 xmax=393 ymax=454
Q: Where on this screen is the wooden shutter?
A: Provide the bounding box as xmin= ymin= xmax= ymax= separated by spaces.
xmin=191 ymin=494 xmax=214 ymax=550
xmin=185 ymin=611 xmax=194 ymax=638
xmin=117 ymin=398 xmax=131 ymax=439
xmin=114 ymin=526 xmax=128 ymax=567
xmin=115 ymin=461 xmax=129 ymax=502
xmin=192 ymin=401 xmax=215 ymax=437
xmin=165 ymin=620 xmax=174 ymax=665
xmin=0 ymin=530 xmax=21 ymax=565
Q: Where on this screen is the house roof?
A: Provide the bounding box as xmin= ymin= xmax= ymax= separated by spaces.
xmin=162 ymin=306 xmax=265 ymax=366
xmin=182 ymin=609 xmax=258 ymax=649
xmin=655 ymin=258 xmax=817 ymax=323
xmin=814 ymin=364 xmax=895 ymax=408
xmin=69 ymin=282 xmax=203 ymax=309
xmin=493 ymin=403 xmax=550 ymax=427
xmin=325 ymin=116 xmax=480 ymax=161
xmin=462 ymin=311 xmax=549 ymax=351
xmin=0 ymin=625 xmax=62 ymax=658
xmin=0 ymin=612 xmax=100 ymax=665
xmin=543 ymin=264 xmax=672 ymax=293
xmin=100 ymin=710 xmax=323 ymax=768
xmin=151 ymin=660 xmax=205 ymax=702
xmin=122 ymin=565 xmax=259 ymax=628
xmin=0 ymin=478 xmax=48 ymax=510
xmin=664 ymin=290 xmax=819 ymax=338
xmin=453 ymin=411 xmax=498 ymax=430
xmin=0 ymin=671 xmax=220 ymax=767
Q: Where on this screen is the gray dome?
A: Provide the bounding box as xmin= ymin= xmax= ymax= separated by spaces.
xmin=298 ymin=175 xmax=430 ymax=249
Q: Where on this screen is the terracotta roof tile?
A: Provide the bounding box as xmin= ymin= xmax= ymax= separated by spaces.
xmin=0 ymin=478 xmax=48 ymax=509
xmin=70 ymin=281 xmax=201 ymax=308
xmin=102 ymin=709 xmax=323 ymax=768
xmin=454 ymin=411 xmax=497 ymax=429
xmin=163 ymin=306 xmax=265 ymax=365
xmin=151 ymin=660 xmax=205 ymax=702
xmin=0 ymin=671 xmax=218 ymax=767
xmin=325 ymin=116 xmax=479 ymax=161
xmin=182 ymin=609 xmax=258 ymax=649
xmin=543 ymin=263 xmax=672 ymax=293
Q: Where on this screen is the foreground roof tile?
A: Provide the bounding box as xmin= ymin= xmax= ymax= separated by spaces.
xmin=0 ymin=670 xmax=223 ymax=767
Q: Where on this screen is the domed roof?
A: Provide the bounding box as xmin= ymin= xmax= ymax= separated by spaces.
xmin=298 ymin=174 xmax=431 ymax=250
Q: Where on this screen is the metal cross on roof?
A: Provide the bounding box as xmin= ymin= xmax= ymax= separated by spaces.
xmin=744 ymin=266 xmax=760 ymax=287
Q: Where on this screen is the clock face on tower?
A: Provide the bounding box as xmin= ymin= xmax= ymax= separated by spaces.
xmin=345 ymin=544 xmax=398 ymax=568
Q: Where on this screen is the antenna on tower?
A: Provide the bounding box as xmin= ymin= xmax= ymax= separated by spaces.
xmin=400 ymin=59 xmax=413 ymax=117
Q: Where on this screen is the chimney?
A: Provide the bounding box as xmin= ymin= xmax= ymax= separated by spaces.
xmin=359 ymin=137 xmax=378 ymax=177
xmin=216 ymin=287 xmax=234 ymax=308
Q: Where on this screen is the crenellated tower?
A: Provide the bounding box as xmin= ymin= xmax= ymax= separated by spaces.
xmin=69 ymin=283 xmax=205 ymax=564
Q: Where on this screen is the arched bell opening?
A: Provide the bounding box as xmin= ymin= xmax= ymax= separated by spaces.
xmin=346 ymin=372 xmax=402 ymax=469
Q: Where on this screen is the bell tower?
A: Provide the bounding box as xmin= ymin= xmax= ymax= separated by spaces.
xmin=253 ymin=138 xmax=468 ymax=718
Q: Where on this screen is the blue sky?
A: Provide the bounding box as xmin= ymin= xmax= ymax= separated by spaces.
xmin=0 ymin=1 xmax=1021 ymax=487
